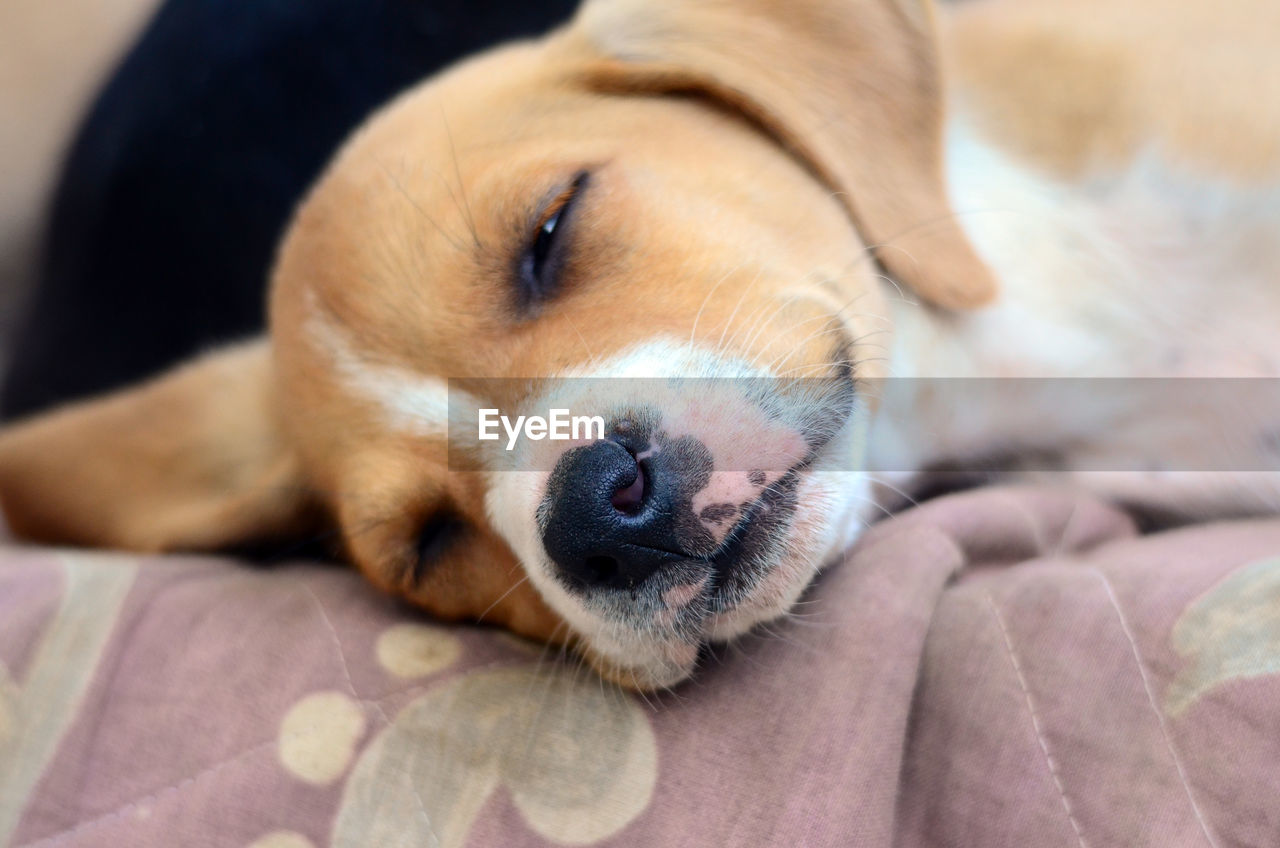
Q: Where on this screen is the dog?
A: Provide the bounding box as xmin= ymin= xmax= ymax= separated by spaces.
xmin=1 ymin=0 xmax=1278 ymax=689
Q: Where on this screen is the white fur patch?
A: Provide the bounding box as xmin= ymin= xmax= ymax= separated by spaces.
xmin=562 ymin=335 xmax=767 ymax=380
xmin=874 ymin=114 xmax=1280 ymax=515
xmin=306 ymin=305 xmax=454 ymax=438
xmin=937 ymin=115 xmax=1280 ymax=380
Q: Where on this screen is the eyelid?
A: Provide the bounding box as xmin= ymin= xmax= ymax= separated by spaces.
xmin=535 ymin=171 xmax=590 ymax=232
xmin=514 ymin=170 xmax=591 ymax=313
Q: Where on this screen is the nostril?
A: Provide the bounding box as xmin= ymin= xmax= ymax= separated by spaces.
xmin=610 ymin=461 xmax=646 ymax=513
xmin=584 ymin=555 xmax=619 ymax=585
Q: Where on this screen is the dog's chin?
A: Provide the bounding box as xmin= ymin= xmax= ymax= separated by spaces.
xmin=576 ymin=522 xmax=842 ymax=690
xmin=583 ymin=639 xmax=703 ymax=691
xmin=576 ymin=548 xmax=818 ymax=691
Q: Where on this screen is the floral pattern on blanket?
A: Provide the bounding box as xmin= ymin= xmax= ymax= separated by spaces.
xmin=2 ymin=487 xmax=1279 ymax=847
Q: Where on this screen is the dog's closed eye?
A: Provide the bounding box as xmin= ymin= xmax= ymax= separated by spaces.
xmin=413 ymin=512 xmax=466 ymax=584
xmin=516 ymin=171 xmax=589 ymax=311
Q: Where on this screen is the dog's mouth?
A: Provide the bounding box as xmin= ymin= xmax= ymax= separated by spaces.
xmin=703 ymin=468 xmax=801 ymax=612
xmin=576 ymin=463 xmax=821 ymax=690
xmin=507 ymin=341 xmax=859 ymax=688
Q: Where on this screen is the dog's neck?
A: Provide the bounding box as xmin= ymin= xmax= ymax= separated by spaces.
xmin=864 ymin=116 xmax=1140 ymax=470
xmin=868 ymin=112 xmax=1280 ymax=472
xmin=889 ymin=114 xmax=1280 ymax=383
xmin=886 ymin=117 xmax=1147 ymax=382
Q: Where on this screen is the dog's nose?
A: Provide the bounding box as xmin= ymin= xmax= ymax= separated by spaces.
xmin=541 ymin=439 xmax=683 ymax=589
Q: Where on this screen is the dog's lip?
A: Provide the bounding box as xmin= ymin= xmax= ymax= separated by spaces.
xmin=703 ymin=468 xmax=796 ymax=586
xmin=695 ymin=418 xmax=843 ymax=615
xmin=638 ymin=494 xmax=778 ymax=624
xmin=699 ymin=403 xmax=841 ymax=585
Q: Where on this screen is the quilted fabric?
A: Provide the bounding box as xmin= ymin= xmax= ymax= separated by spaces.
xmin=1 ymin=486 xmax=1277 ymax=847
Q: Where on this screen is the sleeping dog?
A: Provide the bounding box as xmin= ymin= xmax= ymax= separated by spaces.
xmin=1 ymin=0 xmax=1278 ymax=689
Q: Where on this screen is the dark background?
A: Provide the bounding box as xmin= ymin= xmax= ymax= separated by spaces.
xmin=1 ymin=0 xmax=577 ymax=419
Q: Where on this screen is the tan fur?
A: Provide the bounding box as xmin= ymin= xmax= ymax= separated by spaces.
xmin=573 ymin=0 xmax=997 ymax=309
xmin=0 ymin=341 xmax=314 ymax=550
xmin=944 ymin=0 xmax=1280 ymax=180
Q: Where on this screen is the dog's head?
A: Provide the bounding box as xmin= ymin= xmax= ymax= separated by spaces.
xmin=0 ymin=0 xmax=993 ymax=688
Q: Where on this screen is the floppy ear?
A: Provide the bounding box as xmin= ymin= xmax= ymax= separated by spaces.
xmin=0 ymin=340 xmax=318 ymax=551
xmin=567 ymin=0 xmax=995 ymax=310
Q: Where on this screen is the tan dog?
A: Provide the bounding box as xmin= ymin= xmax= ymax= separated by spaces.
xmin=1 ymin=0 xmax=1278 ymax=689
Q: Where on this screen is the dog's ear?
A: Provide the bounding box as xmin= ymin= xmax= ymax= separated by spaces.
xmin=566 ymin=0 xmax=995 ymax=310
xmin=0 ymin=340 xmax=317 ymax=551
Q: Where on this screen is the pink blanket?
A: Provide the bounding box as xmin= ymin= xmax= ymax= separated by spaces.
xmin=1 ymin=486 xmax=1276 ymax=846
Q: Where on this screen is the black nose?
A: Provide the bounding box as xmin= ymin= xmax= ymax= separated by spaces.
xmin=540 ymin=439 xmax=683 ymax=589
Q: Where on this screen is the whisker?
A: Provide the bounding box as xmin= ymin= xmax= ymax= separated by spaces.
xmin=438 ymin=103 xmax=483 ymax=251
xmin=564 ymin=315 xmax=602 ymax=369
xmin=863 ymin=472 xmax=921 ymax=511
xmin=688 ymin=256 xmax=751 ymax=352
xmin=714 ymin=264 xmax=767 ymax=355
xmin=474 ymin=574 xmax=532 ymax=624
xmin=376 ymin=159 xmax=468 ymax=253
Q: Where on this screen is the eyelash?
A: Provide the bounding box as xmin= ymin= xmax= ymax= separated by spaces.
xmin=517 ymin=171 xmax=589 ymax=310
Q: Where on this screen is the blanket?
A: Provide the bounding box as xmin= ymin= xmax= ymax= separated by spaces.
xmin=1 ymin=486 xmax=1276 ymax=847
